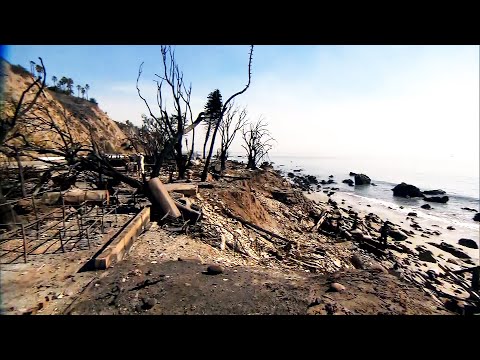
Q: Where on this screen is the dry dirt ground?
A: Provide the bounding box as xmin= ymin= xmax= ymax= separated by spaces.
xmin=69 ymin=226 xmax=449 ymax=315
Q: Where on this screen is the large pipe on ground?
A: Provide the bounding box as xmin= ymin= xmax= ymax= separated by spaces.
xmin=147 ymin=177 xmax=181 ymax=218
xmin=42 ymin=189 xmax=110 ymax=205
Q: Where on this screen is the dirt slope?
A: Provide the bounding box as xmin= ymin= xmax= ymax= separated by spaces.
xmin=1 ymin=59 xmax=132 ymax=154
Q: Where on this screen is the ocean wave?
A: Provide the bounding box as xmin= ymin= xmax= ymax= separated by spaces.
xmin=344 ymin=193 xmax=479 ymax=230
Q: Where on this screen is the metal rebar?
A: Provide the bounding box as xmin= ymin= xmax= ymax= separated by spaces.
xmin=21 ymin=223 xmax=27 ymax=263
xmin=86 ymin=227 xmax=90 ymax=249
xmin=61 ymin=191 xmax=66 ymax=229
xmin=101 ymin=202 xmax=105 ymax=233
xmin=59 ymin=228 xmax=65 ymax=253
xmin=31 ymin=196 xmax=39 ymax=240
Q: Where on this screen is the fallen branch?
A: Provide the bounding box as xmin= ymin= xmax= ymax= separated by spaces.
xmin=223 ymin=208 xmax=295 ymax=244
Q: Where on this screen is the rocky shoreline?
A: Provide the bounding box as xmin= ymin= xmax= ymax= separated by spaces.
xmin=282 ymin=168 xmax=480 ymax=314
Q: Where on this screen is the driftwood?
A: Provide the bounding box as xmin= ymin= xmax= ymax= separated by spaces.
xmin=438 ymin=263 xmax=480 ymax=301
xmin=220 ymin=175 xmax=250 ymax=181
xmin=223 ymin=208 xmax=295 ymax=244
xmin=311 ymin=210 xmax=328 ymax=232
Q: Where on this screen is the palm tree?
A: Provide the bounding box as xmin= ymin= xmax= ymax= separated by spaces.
xmin=81 ymin=87 xmax=85 ymax=99
xmin=77 ymin=84 xmax=81 ymax=97
xmin=52 ymin=76 xmax=57 ymax=87
xmin=85 ymin=84 xmax=90 ymax=99
xmin=35 ymin=64 xmax=44 ymax=79
xmin=66 ymin=78 xmax=74 ymax=95
xmin=59 ymin=76 xmax=68 ymax=91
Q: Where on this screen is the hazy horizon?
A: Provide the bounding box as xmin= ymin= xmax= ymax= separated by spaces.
xmin=5 ymin=45 xmax=479 ymax=172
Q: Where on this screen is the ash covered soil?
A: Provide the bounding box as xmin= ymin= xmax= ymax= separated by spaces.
xmin=70 ymin=259 xmax=447 ymax=315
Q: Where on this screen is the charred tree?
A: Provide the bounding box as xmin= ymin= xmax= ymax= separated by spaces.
xmin=219 ymin=102 xmax=248 ymax=170
xmin=242 ymin=118 xmax=275 ymax=170
xmin=201 ymin=45 xmax=254 ymax=181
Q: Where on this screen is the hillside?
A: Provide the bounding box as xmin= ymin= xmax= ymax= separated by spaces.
xmin=1 ymin=59 xmax=133 ymax=155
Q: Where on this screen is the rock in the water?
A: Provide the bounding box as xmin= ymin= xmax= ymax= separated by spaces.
xmin=421 ymin=204 xmax=432 ymax=210
xmin=408 ymin=212 xmax=417 ymax=217
xmin=461 ymin=207 xmax=477 ymax=212
xmin=423 ymin=189 xmax=446 ymax=195
xmin=458 ymin=238 xmax=478 ymax=249
xmin=329 ymin=282 xmax=346 ymax=292
xmin=329 ymin=175 xmax=334 ymax=178
xmin=392 ymin=183 xmax=424 ymax=198
xmin=206 ymin=264 xmax=224 ymax=275
xmin=389 ymin=228 xmax=408 ymax=241
xmin=371 ymin=183 xmax=377 ymax=186
xmin=287 ymin=172 xmax=295 ymax=178
xmin=474 ymin=213 xmax=480 ymax=222
xmin=427 ymin=242 xmax=471 ymax=259
xmin=350 ymin=254 xmax=365 ymax=269
xmin=342 ymin=179 xmax=354 ymax=186
xmin=349 ymin=172 xmax=357 ymax=176
xmin=354 ymin=173 xmax=371 ymax=185
xmin=424 ymin=196 xmax=449 ymax=203
xmin=446 ymin=226 xmax=455 ymax=230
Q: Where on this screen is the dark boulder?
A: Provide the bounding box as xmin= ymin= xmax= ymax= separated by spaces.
xmin=328 ymin=175 xmax=334 ymax=178
xmin=349 ymin=172 xmax=357 ymax=176
xmin=342 ymin=179 xmax=354 ymax=186
xmin=446 ymin=226 xmax=455 ymax=230
xmin=293 ymin=169 xmax=303 ymax=172
xmin=427 ymin=242 xmax=471 ymax=259
xmin=287 ymin=172 xmax=295 ymax=178
xmin=306 ymin=175 xmax=318 ymax=184
xmin=458 ymin=238 xmax=478 ymax=249
xmin=320 ymin=180 xmax=327 ymax=185
xmin=424 ymin=196 xmax=449 ymax=203
xmin=416 ymin=247 xmax=437 ymax=263
xmin=389 ymin=228 xmax=408 ymax=241
xmin=474 ymin=213 xmax=480 ymax=222
xmin=354 ymin=174 xmax=371 ymax=185
xmin=407 ymin=212 xmax=417 ymax=217
xmin=392 ymin=182 xmax=424 ymax=198
xmin=371 ymin=183 xmax=377 ymax=186
xmin=461 ymin=207 xmax=477 ymax=212
xmin=421 ymin=204 xmax=432 ymax=210
xmin=327 ymin=179 xmax=335 ymax=184
xmin=422 ymin=189 xmax=446 ymax=195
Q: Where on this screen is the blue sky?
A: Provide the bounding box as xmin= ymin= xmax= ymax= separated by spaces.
xmin=4 ymin=45 xmax=479 ymax=174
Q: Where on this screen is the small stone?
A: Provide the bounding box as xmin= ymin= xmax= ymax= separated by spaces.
xmin=447 ymin=226 xmax=455 ymax=230
xmin=408 ymin=212 xmax=417 ymax=217
xmin=350 ymin=254 xmax=364 ymax=269
xmin=329 ymin=283 xmax=346 ymax=292
xmin=206 ymin=265 xmax=224 ymax=275
xmin=370 ymin=263 xmax=388 ymax=273
xmin=142 ymin=298 xmax=156 ymax=310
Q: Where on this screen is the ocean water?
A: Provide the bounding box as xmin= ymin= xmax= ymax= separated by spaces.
xmin=264 ymin=154 xmax=480 ymax=229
